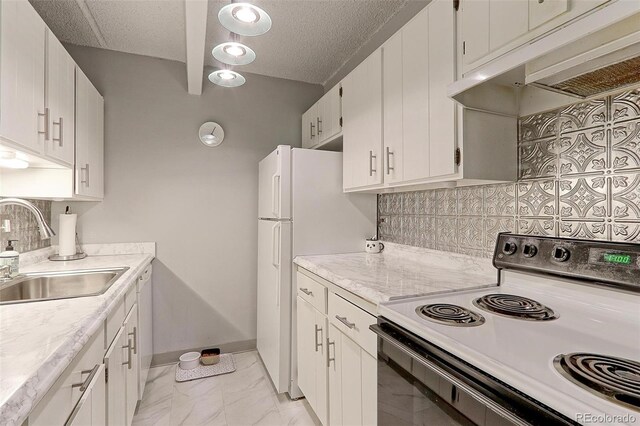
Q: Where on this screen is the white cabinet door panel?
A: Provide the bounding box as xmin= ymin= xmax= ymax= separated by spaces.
xmin=382 ymin=32 xmax=403 ymax=184
xmin=296 ymin=296 xmax=316 ymax=407
xmin=124 ymin=304 xmax=139 ymax=425
xmin=489 ymin=0 xmax=529 ymax=51
xmin=402 ymin=8 xmax=430 ymax=182
xmin=340 ymin=334 xmax=363 ymax=426
xmin=104 ymin=326 xmax=127 ymax=426
xmin=428 ymin=0 xmax=457 ymax=178
xmin=361 ymin=351 xmax=378 ymax=426
xmin=0 ymin=0 xmax=46 ymax=153
xmin=328 ymin=324 xmax=343 ymax=426
xmin=462 ymin=0 xmax=490 ymax=65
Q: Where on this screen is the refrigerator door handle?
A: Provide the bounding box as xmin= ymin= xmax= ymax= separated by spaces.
xmin=271 ymin=222 xmax=281 ymax=306
xmin=271 ymin=173 xmax=280 ymax=217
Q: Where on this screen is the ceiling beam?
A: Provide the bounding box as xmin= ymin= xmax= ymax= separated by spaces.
xmin=185 ymin=0 xmax=209 ymax=95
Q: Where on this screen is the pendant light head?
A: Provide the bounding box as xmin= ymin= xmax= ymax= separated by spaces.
xmin=218 ymin=3 xmax=272 ymax=36
xmin=209 ymin=69 xmax=246 ymax=87
xmin=212 ymin=42 xmax=256 ymax=66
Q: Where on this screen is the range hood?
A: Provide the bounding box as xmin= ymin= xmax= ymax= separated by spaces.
xmin=526 ymin=13 xmax=640 ymax=98
xmin=449 ymin=1 xmax=640 ymax=110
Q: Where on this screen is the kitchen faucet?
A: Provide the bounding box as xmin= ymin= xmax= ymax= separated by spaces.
xmin=0 ymin=198 xmax=55 ymax=239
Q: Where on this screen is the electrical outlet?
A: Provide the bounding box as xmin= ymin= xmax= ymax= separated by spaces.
xmin=0 ymin=217 xmax=10 ymax=233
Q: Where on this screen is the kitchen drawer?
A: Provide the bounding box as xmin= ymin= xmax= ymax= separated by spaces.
xmin=105 ymin=297 xmax=125 ymax=349
xmin=328 ymin=292 xmax=377 ymax=357
xmin=297 ymin=272 xmax=327 ymax=314
xmin=125 ymin=285 xmax=136 ymax=315
xmin=29 ymin=327 xmax=105 ymax=426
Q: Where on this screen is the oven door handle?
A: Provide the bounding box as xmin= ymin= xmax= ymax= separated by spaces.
xmin=370 ymin=324 xmax=530 ymax=426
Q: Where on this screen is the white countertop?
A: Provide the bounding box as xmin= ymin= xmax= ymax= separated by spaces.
xmin=294 ymin=242 xmax=499 ymax=306
xmin=0 ymin=244 xmax=155 ymax=426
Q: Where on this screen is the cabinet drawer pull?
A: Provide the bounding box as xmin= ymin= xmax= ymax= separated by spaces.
xmin=52 ymin=117 xmax=64 ymax=147
xmin=369 ymin=151 xmax=377 ymax=176
xmin=317 ymin=117 xmax=323 ymax=134
xmin=122 ymin=338 xmax=133 ymax=369
xmin=71 ymin=364 xmax=100 ymax=392
xmin=300 ymin=288 xmax=313 ymax=297
xmin=128 ymin=326 xmax=137 ymax=354
xmin=38 ymin=108 xmax=50 ymax=140
xmin=310 ymin=122 xmax=316 ymax=138
xmin=314 ymin=325 xmax=323 ymax=352
xmin=335 ymin=315 xmax=356 ymax=329
xmin=327 ymin=339 xmax=335 ymax=367
xmin=386 ymin=147 xmax=394 ymax=174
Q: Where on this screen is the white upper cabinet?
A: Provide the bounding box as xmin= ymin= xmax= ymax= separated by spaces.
xmin=45 ymin=32 xmax=76 ymax=166
xmin=342 ymin=49 xmax=383 ymax=191
xmin=301 ymin=103 xmax=318 ymax=149
xmin=460 ymin=0 xmax=608 ymax=74
xmin=301 ymin=83 xmax=343 ymax=150
xmin=0 ymin=0 xmax=46 ymax=155
xmin=75 ymin=68 xmax=105 ymax=199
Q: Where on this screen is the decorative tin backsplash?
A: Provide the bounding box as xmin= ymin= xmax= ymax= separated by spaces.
xmin=378 ymin=87 xmax=640 ymax=258
xmin=0 ymin=199 xmax=52 ymax=253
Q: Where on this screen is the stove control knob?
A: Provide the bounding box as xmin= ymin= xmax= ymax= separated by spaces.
xmin=502 ymin=242 xmax=517 ymax=255
xmin=523 ymin=244 xmax=538 ymax=258
xmin=552 ymin=246 xmax=570 ymax=262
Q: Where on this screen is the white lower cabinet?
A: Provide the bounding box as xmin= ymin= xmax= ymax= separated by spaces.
xmin=28 ymin=265 xmax=152 ymax=426
xmin=297 ymin=295 xmax=328 ymax=425
xmin=296 ymin=270 xmax=377 ymax=426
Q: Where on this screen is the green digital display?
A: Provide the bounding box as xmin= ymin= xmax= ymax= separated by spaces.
xmin=603 ymin=253 xmax=632 ymax=265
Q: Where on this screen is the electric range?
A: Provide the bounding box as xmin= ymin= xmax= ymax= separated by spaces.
xmin=373 ymin=233 xmax=640 ymax=426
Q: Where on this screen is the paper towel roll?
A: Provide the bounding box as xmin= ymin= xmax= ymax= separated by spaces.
xmin=58 ymin=214 xmax=77 ymax=256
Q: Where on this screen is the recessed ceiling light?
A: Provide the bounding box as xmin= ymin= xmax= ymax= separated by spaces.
xmin=218 ymin=3 xmax=272 ymax=36
xmin=212 ymin=42 xmax=256 ymax=66
xmin=0 ymin=151 xmax=29 ymax=169
xmin=209 ymin=70 xmax=246 ymax=87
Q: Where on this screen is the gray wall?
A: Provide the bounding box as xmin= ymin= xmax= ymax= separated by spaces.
xmin=53 ymin=46 xmax=322 ymax=358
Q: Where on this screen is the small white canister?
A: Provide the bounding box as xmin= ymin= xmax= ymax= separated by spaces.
xmin=365 ymin=239 xmax=384 ymax=254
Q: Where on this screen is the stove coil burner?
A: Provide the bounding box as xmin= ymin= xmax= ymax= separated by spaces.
xmin=416 ymin=304 xmax=485 ymax=327
xmin=472 ymin=294 xmax=557 ymax=321
xmin=554 ymin=353 xmax=640 ymax=411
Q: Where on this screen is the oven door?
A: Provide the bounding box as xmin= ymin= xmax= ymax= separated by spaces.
xmin=371 ymin=319 xmax=578 ymax=426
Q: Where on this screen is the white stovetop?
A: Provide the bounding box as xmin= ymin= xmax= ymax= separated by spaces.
xmin=379 ymin=270 xmax=640 ymax=425
xmin=0 ymin=244 xmax=155 ymax=426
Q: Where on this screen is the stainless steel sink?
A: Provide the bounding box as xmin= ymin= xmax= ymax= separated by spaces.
xmin=0 ymin=267 xmax=129 ymax=305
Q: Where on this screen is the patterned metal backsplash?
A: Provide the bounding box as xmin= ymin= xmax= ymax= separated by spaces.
xmin=378 ymin=87 xmax=640 ymax=258
xmin=0 ymin=199 xmax=52 ymax=253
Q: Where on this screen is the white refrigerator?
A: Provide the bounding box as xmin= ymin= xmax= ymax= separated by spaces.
xmin=257 ymin=145 xmax=376 ymax=399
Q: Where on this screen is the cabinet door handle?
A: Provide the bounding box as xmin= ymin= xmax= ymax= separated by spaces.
xmin=327 ymin=339 xmax=335 ymax=367
xmin=65 ymin=364 xmax=104 ymax=426
xmin=71 ymin=364 xmax=100 ymax=392
xmin=52 ymin=117 xmax=63 ymax=147
xmin=128 ymin=326 xmax=137 ymax=354
xmin=317 ymin=117 xmax=322 ymax=134
xmin=80 ymin=164 xmax=90 ymax=187
xmin=310 ymin=122 xmax=316 ymax=138
xmin=386 ymin=147 xmax=394 ymax=175
xmin=369 ymin=151 xmax=377 ymax=176
xmin=38 ymin=108 xmax=50 ymax=140
xmin=335 ymin=315 xmax=356 ymax=329
xmin=314 ymin=325 xmax=323 ymax=352
xmin=299 ymin=288 xmax=313 ymax=297
xmin=122 ymin=338 xmax=133 ymax=369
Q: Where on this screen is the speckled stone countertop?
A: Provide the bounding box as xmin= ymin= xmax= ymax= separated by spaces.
xmin=294 ymin=242 xmax=499 ymax=306
xmin=0 ymin=243 xmax=155 ymax=426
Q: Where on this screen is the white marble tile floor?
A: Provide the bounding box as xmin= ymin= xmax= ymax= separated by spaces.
xmin=132 ymin=351 xmax=321 ymax=426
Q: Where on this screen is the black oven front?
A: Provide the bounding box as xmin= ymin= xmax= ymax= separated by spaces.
xmin=371 ymin=319 xmax=579 ymax=426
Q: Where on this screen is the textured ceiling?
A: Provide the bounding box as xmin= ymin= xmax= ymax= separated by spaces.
xmin=29 ymin=0 xmax=412 ymax=85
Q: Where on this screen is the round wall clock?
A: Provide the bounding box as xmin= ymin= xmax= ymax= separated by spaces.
xmin=199 ymin=122 xmax=225 ymax=147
